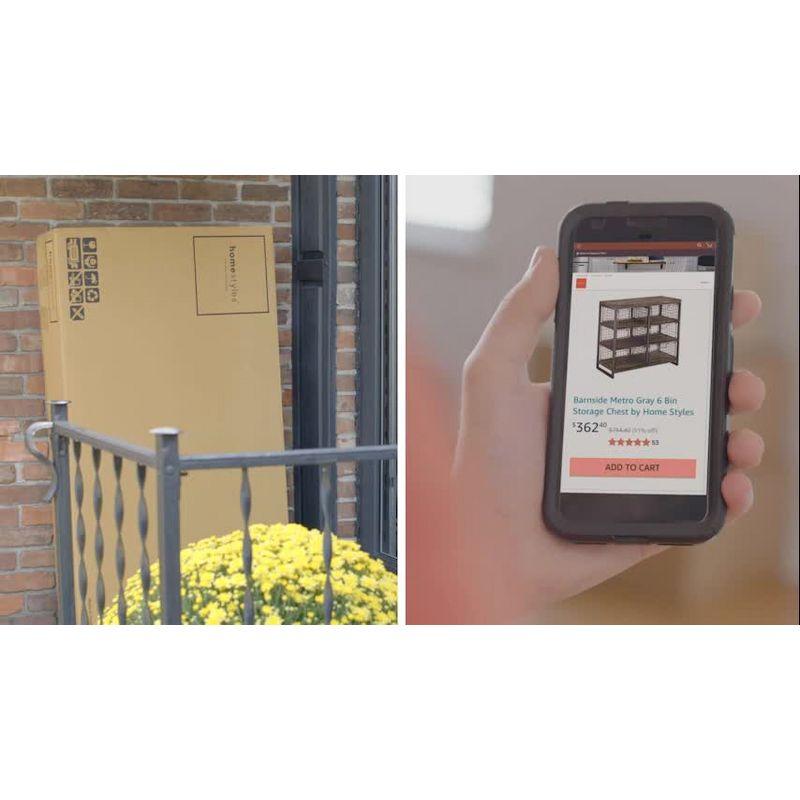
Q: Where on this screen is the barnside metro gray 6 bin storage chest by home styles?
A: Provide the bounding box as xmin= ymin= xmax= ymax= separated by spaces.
xmin=596 ymin=296 xmax=681 ymax=378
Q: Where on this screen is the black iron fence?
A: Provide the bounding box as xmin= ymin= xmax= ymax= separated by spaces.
xmin=25 ymin=401 xmax=397 ymax=625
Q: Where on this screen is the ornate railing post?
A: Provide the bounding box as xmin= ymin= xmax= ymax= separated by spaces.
xmin=320 ymin=462 xmax=334 ymax=624
xmin=50 ymin=401 xmax=76 ymax=625
xmin=152 ymin=428 xmax=182 ymax=625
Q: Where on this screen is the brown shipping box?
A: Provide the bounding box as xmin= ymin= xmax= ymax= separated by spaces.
xmin=36 ymin=226 xmax=288 ymax=621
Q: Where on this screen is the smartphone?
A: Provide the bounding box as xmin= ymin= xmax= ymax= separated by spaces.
xmin=543 ymin=202 xmax=734 ymax=544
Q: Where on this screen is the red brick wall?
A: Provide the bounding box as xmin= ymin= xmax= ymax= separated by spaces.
xmin=0 ymin=175 xmax=359 ymax=623
xmin=336 ymin=177 xmax=359 ymax=536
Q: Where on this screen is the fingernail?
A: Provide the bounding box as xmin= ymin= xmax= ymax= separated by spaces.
xmin=527 ymin=247 xmax=543 ymax=272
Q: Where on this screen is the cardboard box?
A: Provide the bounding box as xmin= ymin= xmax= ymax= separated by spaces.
xmin=36 ymin=226 xmax=288 ymax=620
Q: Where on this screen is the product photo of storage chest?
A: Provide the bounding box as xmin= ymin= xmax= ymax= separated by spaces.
xmin=596 ymin=296 xmax=681 ymax=378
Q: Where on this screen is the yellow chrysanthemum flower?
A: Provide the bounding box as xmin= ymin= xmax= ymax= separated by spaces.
xmin=102 ymin=523 xmax=397 ymax=625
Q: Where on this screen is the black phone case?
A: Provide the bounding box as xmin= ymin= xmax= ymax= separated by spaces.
xmin=543 ymin=201 xmax=735 ymax=545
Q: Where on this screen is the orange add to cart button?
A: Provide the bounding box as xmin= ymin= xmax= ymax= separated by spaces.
xmin=569 ymin=458 xmax=696 ymax=478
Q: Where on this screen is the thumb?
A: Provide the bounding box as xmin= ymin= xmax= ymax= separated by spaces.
xmin=472 ymin=246 xmax=559 ymax=371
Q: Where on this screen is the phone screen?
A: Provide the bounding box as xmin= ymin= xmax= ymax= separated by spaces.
xmin=559 ymin=238 xmax=717 ymax=498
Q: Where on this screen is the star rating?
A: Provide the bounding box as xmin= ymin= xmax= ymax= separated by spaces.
xmin=608 ymin=437 xmax=654 ymax=446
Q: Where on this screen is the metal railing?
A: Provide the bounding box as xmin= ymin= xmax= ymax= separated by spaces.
xmin=25 ymin=400 xmax=397 ymax=625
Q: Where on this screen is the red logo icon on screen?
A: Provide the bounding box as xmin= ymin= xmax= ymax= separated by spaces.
xmin=576 ymin=277 xmax=587 ymax=288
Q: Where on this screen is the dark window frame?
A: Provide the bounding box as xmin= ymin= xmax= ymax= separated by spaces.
xmin=357 ymin=175 xmax=398 ymax=570
xmin=291 ymin=176 xmax=338 ymax=530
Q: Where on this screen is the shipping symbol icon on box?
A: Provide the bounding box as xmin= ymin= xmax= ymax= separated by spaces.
xmin=66 ymin=237 xmax=81 ymax=269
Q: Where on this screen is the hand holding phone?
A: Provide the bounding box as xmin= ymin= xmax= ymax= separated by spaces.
xmin=450 ymin=244 xmax=763 ymax=619
xmin=544 ymin=203 xmax=762 ymax=543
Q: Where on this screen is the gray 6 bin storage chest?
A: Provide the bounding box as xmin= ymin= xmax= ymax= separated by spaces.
xmin=596 ymin=296 xmax=681 ymax=378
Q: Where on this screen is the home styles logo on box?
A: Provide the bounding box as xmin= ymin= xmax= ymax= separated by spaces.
xmin=226 ymin=244 xmax=240 ymax=305
xmin=193 ymin=234 xmax=270 ymax=317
